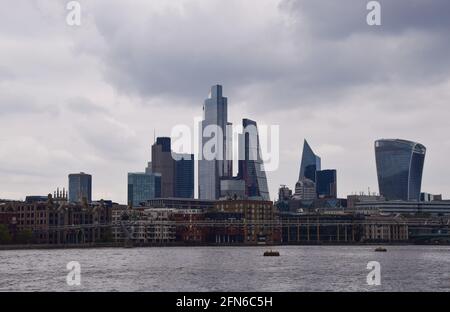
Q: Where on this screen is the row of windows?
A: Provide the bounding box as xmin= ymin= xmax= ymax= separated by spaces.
xmin=16 ymin=206 xmax=47 ymax=212
xmin=217 ymin=204 xmax=271 ymax=209
xmin=18 ymin=220 xmax=46 ymax=225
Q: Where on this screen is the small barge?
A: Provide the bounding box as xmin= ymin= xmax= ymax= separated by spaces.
xmin=264 ymin=250 xmax=280 ymax=257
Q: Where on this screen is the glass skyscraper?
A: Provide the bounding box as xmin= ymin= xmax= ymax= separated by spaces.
xmin=151 ymin=138 xmax=194 ymax=199
xmin=152 ymin=137 xmax=175 ymax=198
xmin=199 ymin=85 xmax=232 ymax=200
xmin=316 ymin=169 xmax=337 ymax=198
xmin=375 ymin=139 xmax=426 ymax=201
xmin=128 ymin=172 xmax=161 ymax=207
xmin=292 ymin=178 xmax=316 ymax=200
xmin=174 ymin=153 xmax=194 ymax=199
xmin=238 ymin=118 xmax=270 ymax=200
xmin=299 ymin=140 xmax=321 ymax=182
xmin=68 ymin=172 xmax=92 ymax=203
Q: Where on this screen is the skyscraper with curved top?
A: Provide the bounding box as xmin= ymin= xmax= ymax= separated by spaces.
xmin=375 ymin=139 xmax=426 ymax=201
xmin=238 ymin=118 xmax=270 ymax=200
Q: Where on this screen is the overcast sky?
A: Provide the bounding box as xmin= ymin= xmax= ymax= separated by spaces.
xmin=1 ymin=0 xmax=450 ymax=202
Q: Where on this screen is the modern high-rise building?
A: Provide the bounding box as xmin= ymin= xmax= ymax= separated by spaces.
xmin=151 ymin=138 xmax=195 ymax=199
xmin=174 ymin=153 xmax=194 ymax=199
xmin=292 ymin=178 xmax=316 ymax=200
xmin=299 ymin=140 xmax=321 ymax=182
xmin=199 ymin=85 xmax=232 ymax=200
xmin=316 ymin=169 xmax=337 ymax=198
xmin=68 ymin=172 xmax=92 ymax=203
xmin=375 ymin=139 xmax=426 ymax=201
xmin=152 ymin=137 xmax=175 ymax=198
xmin=278 ymin=185 xmax=293 ymax=202
xmin=128 ymin=172 xmax=161 ymax=207
xmin=238 ymin=118 xmax=270 ymax=200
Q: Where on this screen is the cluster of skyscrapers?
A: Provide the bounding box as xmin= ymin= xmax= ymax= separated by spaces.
xmin=64 ymin=86 xmax=429 ymax=208
xmin=199 ymin=85 xmax=269 ymax=201
xmin=4 ymin=84 xmax=449 ymax=248
xmin=127 ymin=84 xmax=269 ymax=207
xmin=281 ymin=137 xmax=427 ymax=204
xmin=128 ymin=137 xmax=194 ymax=207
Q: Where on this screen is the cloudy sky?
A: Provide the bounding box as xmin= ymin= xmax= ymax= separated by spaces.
xmin=1 ymin=0 xmax=450 ymax=202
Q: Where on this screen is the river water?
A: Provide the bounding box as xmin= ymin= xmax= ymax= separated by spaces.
xmin=0 ymin=245 xmax=449 ymax=292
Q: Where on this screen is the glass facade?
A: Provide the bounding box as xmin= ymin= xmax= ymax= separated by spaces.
xmin=152 ymin=137 xmax=175 ymax=198
xmin=68 ymin=172 xmax=92 ymax=203
xmin=128 ymin=172 xmax=161 ymax=207
xmin=152 ymin=139 xmax=194 ymax=199
xmin=220 ymin=178 xmax=246 ymax=199
xmin=174 ymin=153 xmax=194 ymax=199
xmin=238 ymin=119 xmax=270 ymax=200
xmin=199 ymin=85 xmax=232 ymax=200
xmin=292 ymin=178 xmax=316 ymax=200
xmin=299 ymin=140 xmax=321 ymax=182
xmin=316 ymin=169 xmax=337 ymax=198
xmin=375 ymin=139 xmax=426 ymax=201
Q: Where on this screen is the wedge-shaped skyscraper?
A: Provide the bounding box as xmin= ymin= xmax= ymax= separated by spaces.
xmin=375 ymin=139 xmax=426 ymax=201
xmin=298 ymin=140 xmax=321 ymax=182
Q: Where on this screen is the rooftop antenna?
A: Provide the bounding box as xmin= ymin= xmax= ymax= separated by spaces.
xmin=153 ymin=128 xmax=156 ymax=143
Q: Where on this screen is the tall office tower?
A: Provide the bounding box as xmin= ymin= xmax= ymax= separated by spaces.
xmin=127 ymin=172 xmax=161 ymax=207
xmin=238 ymin=118 xmax=270 ymax=200
xmin=199 ymin=85 xmax=232 ymax=200
xmin=292 ymin=178 xmax=316 ymax=200
xmin=152 ymin=137 xmax=175 ymax=198
xmin=316 ymin=169 xmax=337 ymax=198
xmin=68 ymin=172 xmax=92 ymax=203
xmin=278 ymin=185 xmax=293 ymax=201
xmin=375 ymin=139 xmax=426 ymax=201
xmin=299 ymin=140 xmax=321 ymax=182
xmin=173 ymin=153 xmax=194 ymax=199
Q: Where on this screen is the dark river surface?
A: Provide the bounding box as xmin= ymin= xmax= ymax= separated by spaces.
xmin=1 ymin=245 xmax=449 ymax=291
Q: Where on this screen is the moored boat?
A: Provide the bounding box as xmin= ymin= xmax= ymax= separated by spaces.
xmin=264 ymin=250 xmax=280 ymax=256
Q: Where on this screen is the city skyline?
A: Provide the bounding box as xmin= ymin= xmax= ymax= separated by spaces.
xmin=2 ymin=0 xmax=450 ymax=202
xmin=0 ymin=82 xmax=447 ymax=203
xmin=0 ymin=130 xmax=436 ymax=203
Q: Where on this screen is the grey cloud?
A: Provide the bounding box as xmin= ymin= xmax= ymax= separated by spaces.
xmin=0 ymin=66 xmax=15 ymax=82
xmin=379 ymin=0 xmax=450 ymax=34
xmin=0 ymin=93 xmax=60 ymax=116
xmin=66 ymin=97 xmax=109 ymax=115
xmin=77 ymin=0 xmax=296 ymax=103
xmin=281 ymin=0 xmax=450 ymax=38
xmin=75 ymin=116 xmax=141 ymax=162
xmin=274 ymin=0 xmax=450 ymax=104
xmin=68 ymin=0 xmax=450 ymax=112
